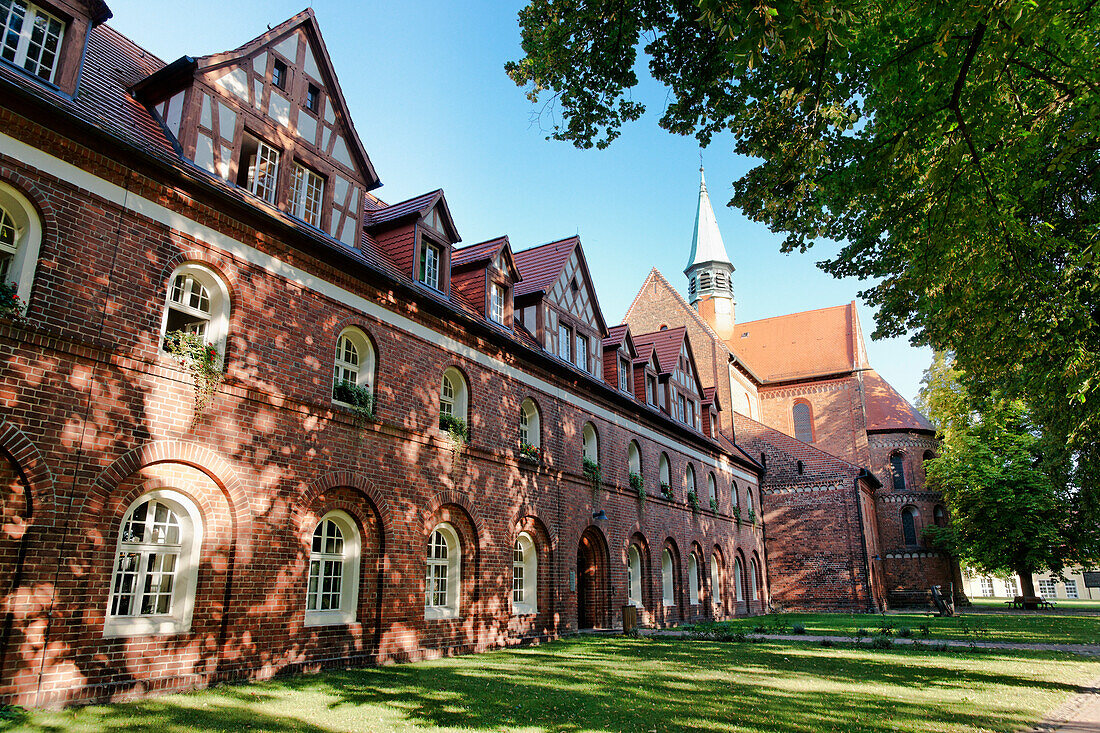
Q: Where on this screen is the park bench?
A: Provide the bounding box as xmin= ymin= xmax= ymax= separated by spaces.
xmin=1005 ymin=595 xmax=1055 ymax=610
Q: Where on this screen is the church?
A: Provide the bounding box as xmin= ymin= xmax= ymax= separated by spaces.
xmin=0 ymin=3 xmax=954 ymax=707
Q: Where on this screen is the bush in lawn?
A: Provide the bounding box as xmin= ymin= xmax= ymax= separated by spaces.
xmin=918 ymin=623 xmax=932 ymax=638
xmin=932 ymin=641 xmax=950 ymax=652
xmin=870 ymin=635 xmax=893 ymax=649
xmin=752 ymin=624 xmax=768 ymax=634
xmin=819 ymin=638 xmax=835 ymax=648
xmin=792 ymin=623 xmax=807 ymax=635
xmin=897 ymin=627 xmax=912 ymax=638
xmin=855 ymin=628 xmax=869 ymax=638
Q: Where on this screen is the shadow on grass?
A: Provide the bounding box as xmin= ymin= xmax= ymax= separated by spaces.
xmin=3 ymin=638 xmax=1089 ymax=733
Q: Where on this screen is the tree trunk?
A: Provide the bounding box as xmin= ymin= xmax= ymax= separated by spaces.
xmin=1016 ymin=568 xmax=1035 ymax=597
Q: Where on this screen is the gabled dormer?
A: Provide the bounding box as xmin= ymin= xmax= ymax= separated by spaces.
xmin=363 ymin=189 xmax=460 ymax=296
xmin=634 ymin=326 xmax=705 ymax=431
xmin=0 ymin=0 xmax=110 ymax=96
xmin=513 ymin=236 xmax=609 ymax=378
xmin=602 ymin=325 xmax=637 ymax=395
xmin=132 ymin=9 xmax=378 ymax=249
xmin=701 ymin=387 xmax=722 ymax=440
xmin=632 ymin=346 xmax=662 ymax=409
xmin=451 ymin=235 xmax=521 ymax=329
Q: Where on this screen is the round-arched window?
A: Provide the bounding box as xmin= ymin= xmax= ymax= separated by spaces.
xmin=160 ymin=263 xmax=231 ymax=357
xmin=332 ymin=327 xmax=376 ymax=405
xmin=440 ymin=367 xmax=469 ymax=428
xmin=520 ymin=398 xmax=541 ymax=449
xmin=582 ymin=422 xmax=599 ymax=463
xmin=0 ymin=183 xmax=43 ymax=308
xmin=627 ymin=545 xmax=643 ymax=608
xmin=512 ymin=531 xmax=537 ymax=615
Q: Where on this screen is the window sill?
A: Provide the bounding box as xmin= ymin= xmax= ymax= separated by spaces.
xmin=304 ymin=610 xmax=357 ymax=627
xmin=662 ymin=600 xmax=676 ymax=608
xmin=512 ymin=606 xmax=537 ymax=617
xmin=424 ymin=607 xmax=460 ymax=621
xmin=103 ymin=615 xmax=190 ymax=638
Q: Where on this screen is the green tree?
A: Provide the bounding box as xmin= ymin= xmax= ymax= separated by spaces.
xmin=918 ymin=353 xmax=1084 ymax=597
xmin=506 ymin=0 xmax=1100 ymax=503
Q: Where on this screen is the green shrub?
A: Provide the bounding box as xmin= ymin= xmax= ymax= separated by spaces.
xmin=932 ymin=641 xmax=950 ymax=652
xmin=0 ymin=282 xmax=26 ymax=322
xmin=870 ymin=635 xmax=893 ymax=649
xmin=659 ymin=482 xmax=673 ymax=501
xmin=333 ymin=380 xmax=376 ymax=423
xmin=819 ymin=638 xmax=835 ymax=648
xmin=897 ymin=627 xmax=912 ymax=638
xmin=791 ymin=623 xmax=806 ymax=635
xmin=855 ymin=628 xmax=869 ymax=638
xmin=582 ymin=457 xmax=602 ymax=490
xmin=752 ymin=624 xmax=768 ymax=634
xmin=439 ymin=413 xmax=469 ymax=443
xmin=629 ymin=471 xmax=644 ymax=498
xmin=687 ymin=490 xmax=700 ymax=512
xmin=709 ymin=497 xmax=719 ymax=512
xmin=918 ymin=623 xmax=932 ymax=638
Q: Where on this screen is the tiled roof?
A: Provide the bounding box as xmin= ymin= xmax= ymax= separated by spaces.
xmin=702 ymin=386 xmax=718 ymax=407
xmin=452 ymin=236 xmax=506 ymax=267
xmin=603 ymin=324 xmax=630 ymax=349
xmin=632 ymin=327 xmax=687 ymax=377
xmin=512 ymin=237 xmax=577 ymax=297
xmin=731 ymin=302 xmax=866 ymax=382
xmin=363 ymin=190 xmax=440 ymax=227
xmin=863 ymin=370 xmax=935 ymax=433
xmin=733 ymin=412 xmax=868 ymax=476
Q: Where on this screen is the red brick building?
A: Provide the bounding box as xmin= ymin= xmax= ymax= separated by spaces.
xmin=625 ymin=170 xmax=964 ymax=612
xmin=0 ymin=6 xmax=769 ymax=707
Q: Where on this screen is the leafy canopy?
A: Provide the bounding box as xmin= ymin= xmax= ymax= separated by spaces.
xmin=507 ymin=0 xmax=1100 ymax=494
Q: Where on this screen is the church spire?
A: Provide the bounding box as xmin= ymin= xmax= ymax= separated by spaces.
xmin=684 ymin=166 xmax=736 ymax=339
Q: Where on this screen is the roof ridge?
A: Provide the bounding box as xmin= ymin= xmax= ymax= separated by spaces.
xmin=733 ymin=411 xmax=868 ymax=472
xmin=100 ymin=23 xmax=167 ymax=67
xmin=736 ymin=302 xmax=851 ymax=327
xmin=513 ymin=235 xmax=578 ymax=256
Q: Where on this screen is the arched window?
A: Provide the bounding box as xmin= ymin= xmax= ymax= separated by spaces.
xmin=658 ymin=453 xmax=671 ymax=489
xmin=688 ymin=553 xmax=700 ymax=605
xmin=685 ymin=464 xmax=696 ymax=496
xmin=711 ymin=554 xmax=722 ymax=607
xmin=792 ymin=401 xmax=814 ymax=442
xmin=512 ymin=531 xmax=537 ymax=615
xmin=732 ymin=481 xmax=740 ymax=509
xmin=332 ymin=327 xmax=375 ymax=403
xmin=160 ymin=263 xmax=231 ymax=357
xmin=519 ymin=398 xmax=541 ymax=448
xmin=746 ymin=486 xmax=755 ymax=516
xmin=627 ymin=440 xmax=641 ymax=476
xmin=425 ymin=523 xmax=461 ymax=619
xmin=305 ymin=510 xmax=361 ymax=626
xmin=891 ymin=452 xmax=907 ymax=492
xmin=749 ymin=558 xmax=760 ymax=601
xmin=933 ymin=505 xmax=948 ymax=528
xmin=661 ymin=549 xmax=675 ymax=606
xmin=902 ymin=506 xmax=919 ymax=545
xmin=923 ymin=450 xmax=936 ymax=462
xmin=105 ymin=490 xmax=202 ymax=637
xmin=440 ymin=367 xmax=469 ymax=428
xmin=627 ymin=545 xmax=643 ymax=608
xmin=0 ymin=183 xmax=43 ymax=307
xmin=707 ymin=473 xmax=717 ymax=505
xmin=734 ymin=557 xmax=744 ymax=602
xmin=582 ymin=422 xmax=599 ymax=463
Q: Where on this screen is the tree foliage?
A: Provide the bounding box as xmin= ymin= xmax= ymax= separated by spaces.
xmin=506 ymin=0 xmax=1100 ymax=493
xmin=918 ymin=353 xmax=1096 ymax=594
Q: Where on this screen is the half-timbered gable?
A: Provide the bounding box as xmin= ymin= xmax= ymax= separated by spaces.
xmin=634 ymin=327 xmax=705 ymax=432
xmin=133 ymin=9 xmax=377 ymax=248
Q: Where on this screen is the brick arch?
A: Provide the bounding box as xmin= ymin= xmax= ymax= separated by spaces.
xmin=300 ymin=470 xmax=392 ymax=541
xmin=426 ymin=489 xmax=489 ymax=546
xmin=85 ymin=440 xmax=253 ymax=531
xmin=512 ymin=507 xmax=556 ymax=547
xmin=0 ymin=420 xmax=54 ymax=515
xmin=0 ymin=171 xmax=58 ymax=248
xmin=157 ymin=246 xmax=239 ymax=299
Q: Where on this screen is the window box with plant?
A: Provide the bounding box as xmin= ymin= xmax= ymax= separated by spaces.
xmin=0 ymin=282 xmax=25 ymax=322
xmin=659 ymin=482 xmax=673 ymax=501
xmin=687 ymin=489 xmax=700 ymax=512
xmin=333 ymin=380 xmax=376 ymax=425
xmin=164 ymin=330 xmax=223 ymax=421
xmin=629 ymin=471 xmax=644 ymax=500
xmin=439 ymin=413 xmax=470 ymax=444
xmin=518 ymin=441 xmax=542 ymax=466
xmin=748 ymin=509 xmax=757 ymax=525
xmin=709 ymin=497 xmax=719 ymax=513
xmin=732 ymin=506 xmax=741 ymax=524
xmin=582 ymin=457 xmax=602 ymax=491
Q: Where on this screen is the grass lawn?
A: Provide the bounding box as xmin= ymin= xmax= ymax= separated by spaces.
xmin=3 ymin=637 xmax=1099 ymax=732
xmin=697 ymin=610 xmax=1100 ymax=645
xmin=970 ymin=597 xmax=1100 ymax=611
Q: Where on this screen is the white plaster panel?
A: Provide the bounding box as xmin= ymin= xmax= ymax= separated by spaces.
xmin=340 ymin=214 xmax=358 ymax=246
xmin=268 ymin=92 xmax=291 ymax=128
xmin=217 ymin=102 xmax=237 ymax=143
xmin=330 ymin=136 xmax=353 ymax=170
xmin=323 ymin=100 xmax=336 ymax=125
xmin=303 ymin=45 xmax=322 ymax=82
xmin=273 ymin=33 xmax=300 ymax=62
xmin=253 ymin=79 xmax=263 ymax=109
xmin=194 ymin=133 xmax=215 ymax=174
xmin=199 ymin=94 xmax=212 ymax=130
xmin=297 ymin=112 xmax=317 ymax=145
xmin=321 ymin=126 xmax=330 ymax=151
xmin=214 ymin=67 xmax=250 ymax=103
xmin=218 ymin=145 xmax=233 ymax=180
xmin=165 ymin=91 xmax=185 ymax=139
xmin=0 ymin=130 xmax=754 ymax=483
xmin=332 ymin=174 xmax=348 ymax=205
xmin=252 ymin=52 xmax=267 ymax=76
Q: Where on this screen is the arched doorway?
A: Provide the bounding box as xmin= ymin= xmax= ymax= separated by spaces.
xmin=576 ymin=526 xmax=609 ymax=629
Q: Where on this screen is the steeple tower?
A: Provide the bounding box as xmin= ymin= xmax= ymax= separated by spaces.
xmin=684 ymin=166 xmax=736 ymax=341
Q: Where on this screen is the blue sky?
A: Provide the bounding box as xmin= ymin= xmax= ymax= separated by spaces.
xmin=107 ymin=0 xmax=932 ymax=403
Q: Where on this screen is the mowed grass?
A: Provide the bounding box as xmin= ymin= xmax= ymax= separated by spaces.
xmin=704 ymin=611 xmax=1100 ymax=645
xmin=4 ymin=636 xmax=1099 ymax=733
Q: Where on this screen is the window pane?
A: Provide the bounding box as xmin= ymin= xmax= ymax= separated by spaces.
xmin=792 ymin=403 xmax=813 ymax=442
xmin=0 ymin=1 xmax=26 ymax=64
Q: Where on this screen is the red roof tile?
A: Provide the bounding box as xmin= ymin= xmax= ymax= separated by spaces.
xmin=863 ymin=370 xmax=935 ymax=433
xmin=452 ymin=236 xmax=507 ymax=267
xmin=632 ymin=327 xmax=687 ymax=377
xmin=731 ymin=302 xmax=868 ymax=382
xmin=603 ymin=324 xmax=630 ymax=349
xmin=364 ymin=190 xmax=441 ymax=227
xmin=512 ymin=237 xmax=577 ymax=297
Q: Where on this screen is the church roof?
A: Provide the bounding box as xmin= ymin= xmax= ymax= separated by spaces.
xmin=731 ymin=302 xmax=869 ymax=382
xmin=685 ymin=168 xmax=732 ymax=272
xmin=863 ymin=370 xmax=935 ymax=433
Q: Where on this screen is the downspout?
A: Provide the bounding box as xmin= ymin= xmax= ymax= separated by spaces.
xmin=853 ymin=469 xmax=876 ymax=612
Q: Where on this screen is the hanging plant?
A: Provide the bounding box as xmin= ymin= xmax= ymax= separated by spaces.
xmin=518 ymin=441 xmax=542 ymax=465
xmin=582 ymin=457 xmax=602 ymax=492
xmin=0 ymin=282 xmax=26 ymax=323
xmin=732 ymin=506 xmax=742 ymax=524
xmin=629 ymin=471 xmax=644 ymax=500
xmin=165 ymin=330 xmax=223 ymax=423
xmin=710 ymin=497 xmax=720 ymax=513
xmin=333 ymin=380 xmax=376 ymax=427
xmin=439 ymin=413 xmax=469 ymax=446
xmin=687 ymin=489 xmax=700 ymax=513
xmin=748 ymin=509 xmax=757 ymax=525
xmin=659 ymin=482 xmax=673 ymax=501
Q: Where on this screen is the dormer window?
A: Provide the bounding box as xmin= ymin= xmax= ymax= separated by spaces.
xmin=1 ymin=1 xmax=65 ymax=83
xmin=272 ymin=58 xmax=288 ymax=90
xmin=575 ymin=333 xmax=588 ymax=372
xmin=237 ymin=133 xmax=280 ymax=204
xmin=646 ymin=375 xmax=656 ymax=405
xmin=618 ymin=357 xmax=630 ymax=393
xmin=418 ymin=238 xmax=442 ymax=291
xmin=290 ymin=163 xmax=324 ymax=227
xmin=305 ymin=83 xmax=320 ymax=113
xmin=557 ymin=322 xmax=572 ymax=362
xmin=490 ymin=282 xmax=506 ymax=325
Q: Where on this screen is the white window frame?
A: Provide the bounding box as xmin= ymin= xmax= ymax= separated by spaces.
xmin=658 ymin=453 xmax=670 ymax=487
xmin=243 ymin=136 xmax=280 ymax=204
xmin=750 ymin=558 xmax=759 ymax=601
xmin=0 ymin=182 xmax=43 ymax=307
xmin=332 ymin=327 xmax=375 ymax=399
xmin=685 ymin=464 xmax=696 ymax=496
xmin=558 ymin=322 xmax=572 ymax=362
xmin=1038 ymin=578 xmax=1057 ymax=599
xmin=519 ymin=398 xmax=540 ymax=448
xmin=419 ymin=238 xmax=442 ymax=290
xmin=627 ymin=441 xmax=641 ymax=476
xmin=707 ymin=473 xmax=717 ymax=505
xmin=290 ymin=163 xmax=324 ymax=227
xmin=425 ymin=522 xmax=461 ymax=619
xmin=582 ymin=422 xmax=599 ymax=463
xmin=0 ymin=0 xmax=65 ymax=83
xmin=628 ymin=545 xmax=643 ymax=608
xmin=711 ymin=555 xmax=722 ymax=608
xmin=512 ymin=531 xmax=537 ymax=615
xmin=490 ymin=282 xmax=506 ymax=325
xmin=104 ymin=489 xmax=202 ymax=638
xmin=734 ymin=558 xmax=744 ymax=602
xmin=661 ymin=549 xmax=675 ymax=607
xmin=159 ymin=263 xmax=231 ymax=358
xmin=688 ymin=553 xmax=700 ymax=606
xmin=304 ymin=510 xmax=361 ymax=627
xmin=440 ymin=367 xmax=469 ymax=423
xmin=575 ymin=332 xmax=588 ymax=371
xmin=1065 ymin=580 xmax=1079 ymax=599
xmin=979 ymin=577 xmax=995 ymax=597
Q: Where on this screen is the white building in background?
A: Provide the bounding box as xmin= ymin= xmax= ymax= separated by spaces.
xmin=963 ymin=567 xmax=1100 ymax=600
